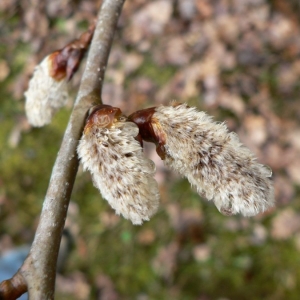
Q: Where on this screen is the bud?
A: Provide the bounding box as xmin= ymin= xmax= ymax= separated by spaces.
xmin=25 ymin=24 xmax=95 ymax=127
xmin=129 ymin=103 xmax=274 ymax=217
xmin=77 ymin=105 xmax=160 ymax=225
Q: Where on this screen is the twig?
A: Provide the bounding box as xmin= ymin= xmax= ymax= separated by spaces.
xmin=0 ymin=0 xmax=125 ymax=299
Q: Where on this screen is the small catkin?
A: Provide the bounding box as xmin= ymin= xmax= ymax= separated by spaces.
xmin=25 ymin=55 xmax=68 ymax=127
xmin=77 ymin=107 xmax=160 ymax=225
xmin=151 ymin=104 xmax=274 ymax=216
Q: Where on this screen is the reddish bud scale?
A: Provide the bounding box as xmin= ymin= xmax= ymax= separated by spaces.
xmin=84 ymin=105 xmax=122 ymax=133
xmin=129 ymin=108 xmax=167 ymax=159
xmin=48 ymin=51 xmax=68 ymax=81
xmin=49 ymin=23 xmax=95 ymax=81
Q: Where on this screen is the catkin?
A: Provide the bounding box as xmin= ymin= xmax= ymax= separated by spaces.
xmin=148 ymin=104 xmax=274 ymax=216
xmin=77 ymin=106 xmax=160 ymax=225
xmin=25 ymin=55 xmax=68 ymax=127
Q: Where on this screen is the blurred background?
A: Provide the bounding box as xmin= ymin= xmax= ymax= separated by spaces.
xmin=1 ymin=0 xmax=300 ymax=299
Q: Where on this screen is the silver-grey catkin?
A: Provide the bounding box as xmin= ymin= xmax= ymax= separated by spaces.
xmin=152 ymin=104 xmax=274 ymax=216
xmin=25 ymin=55 xmax=68 ymax=127
xmin=77 ymin=116 xmax=160 ymax=225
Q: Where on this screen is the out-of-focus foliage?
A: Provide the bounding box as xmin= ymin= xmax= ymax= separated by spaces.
xmin=1 ymin=0 xmax=300 ymax=299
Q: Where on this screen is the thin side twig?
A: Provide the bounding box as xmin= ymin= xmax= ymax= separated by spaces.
xmin=0 ymin=0 xmax=125 ymax=299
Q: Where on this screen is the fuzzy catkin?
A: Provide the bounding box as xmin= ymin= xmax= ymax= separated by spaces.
xmin=152 ymin=104 xmax=274 ymax=216
xmin=77 ymin=115 xmax=160 ymax=225
xmin=25 ymin=55 xmax=68 ymax=127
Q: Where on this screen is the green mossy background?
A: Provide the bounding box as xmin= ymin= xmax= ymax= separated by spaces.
xmin=1 ymin=1 xmax=300 ymax=299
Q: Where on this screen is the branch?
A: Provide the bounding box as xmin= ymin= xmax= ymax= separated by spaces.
xmin=0 ymin=0 xmax=125 ymax=299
